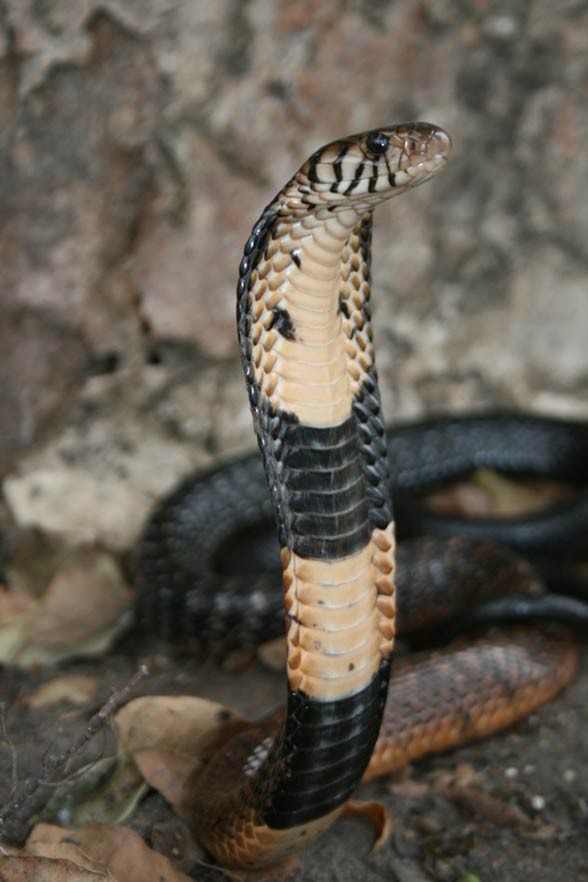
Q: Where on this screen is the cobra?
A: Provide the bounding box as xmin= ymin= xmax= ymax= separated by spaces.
xmin=139 ymin=124 xmax=580 ymax=868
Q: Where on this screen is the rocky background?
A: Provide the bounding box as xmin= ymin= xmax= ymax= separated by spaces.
xmin=1 ymin=0 xmax=587 ymax=550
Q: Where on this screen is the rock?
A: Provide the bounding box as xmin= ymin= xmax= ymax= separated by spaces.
xmin=0 ymin=0 xmax=586 ymax=547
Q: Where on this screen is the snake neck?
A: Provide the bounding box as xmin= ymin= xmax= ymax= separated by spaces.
xmin=239 ymin=196 xmax=395 ymax=520
xmin=242 ymin=199 xmax=374 ymax=426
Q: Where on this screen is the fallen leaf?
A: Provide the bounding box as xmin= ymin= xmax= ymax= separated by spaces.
xmin=342 ymin=799 xmax=392 ymax=854
xmin=0 ymin=550 xmax=133 ymax=668
xmin=133 ymin=748 xmax=200 ymax=814
xmin=27 ymin=675 xmax=99 ymax=709
xmin=436 ymin=784 xmax=529 ymax=829
xmin=424 ymin=480 xmax=493 ymax=517
xmin=525 ymin=823 xmax=558 ymax=840
xmin=42 ymin=695 xmax=248 ymax=828
xmin=434 ymin=763 xmax=480 ymax=791
xmin=27 ymin=824 xmax=195 ymax=882
xmin=257 ymin=637 xmax=286 ymax=671
xmin=221 ymin=649 xmax=256 ymax=672
xmin=384 ymin=767 xmax=430 ymax=798
xmin=113 ymin=694 xmax=247 ymax=759
xmin=23 ymin=837 xmax=109 ymax=874
xmin=0 ymin=612 xmax=31 ymax=663
xmin=0 ymin=584 xmax=38 ymax=661
xmin=424 ymin=469 xmax=574 ymax=519
xmin=472 ymin=469 xmax=548 ymax=516
xmin=113 ymin=695 xmax=248 ymax=823
xmin=19 ymin=549 xmax=133 ymax=663
xmin=0 ymin=585 xmax=34 ymax=618
xmin=0 ymin=854 xmax=112 ymax=881
xmin=40 ymin=756 xmax=147 ymax=828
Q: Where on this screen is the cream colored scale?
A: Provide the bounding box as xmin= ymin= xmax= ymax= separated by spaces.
xmin=282 ymin=525 xmax=396 ymax=702
xmin=252 ymin=215 xmax=353 ymax=427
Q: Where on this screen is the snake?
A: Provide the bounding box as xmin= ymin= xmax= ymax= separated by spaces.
xmin=137 ymin=123 xmax=586 ymax=869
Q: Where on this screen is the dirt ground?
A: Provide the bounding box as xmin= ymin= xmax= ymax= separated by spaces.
xmin=0 ymin=618 xmax=586 ymax=882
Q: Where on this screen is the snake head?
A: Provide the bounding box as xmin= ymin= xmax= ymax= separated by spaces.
xmin=285 ymin=122 xmax=451 ymax=214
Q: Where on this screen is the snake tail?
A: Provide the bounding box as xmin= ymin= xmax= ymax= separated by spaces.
xmin=188 ymin=124 xmax=451 ymax=867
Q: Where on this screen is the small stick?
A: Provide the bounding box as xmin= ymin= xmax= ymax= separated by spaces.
xmin=0 ymin=665 xmax=149 ymax=844
xmin=0 ymin=702 xmax=18 ymax=802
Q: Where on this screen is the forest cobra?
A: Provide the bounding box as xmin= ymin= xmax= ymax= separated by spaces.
xmin=138 ymin=123 xmax=586 ymax=868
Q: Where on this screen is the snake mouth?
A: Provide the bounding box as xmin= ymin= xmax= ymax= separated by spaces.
xmin=393 ymin=124 xmax=452 ymax=188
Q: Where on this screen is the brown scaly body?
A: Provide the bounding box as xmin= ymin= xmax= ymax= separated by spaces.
xmin=365 ymin=628 xmax=578 ymax=780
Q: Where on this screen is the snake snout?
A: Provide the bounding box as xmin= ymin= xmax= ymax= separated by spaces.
xmin=424 ymin=125 xmax=452 ymax=162
xmin=401 ymin=122 xmax=451 ymax=165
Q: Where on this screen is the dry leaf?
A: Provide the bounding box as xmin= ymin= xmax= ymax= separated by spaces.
xmin=20 ymin=550 xmax=133 ymax=661
xmin=0 ymin=549 xmax=132 ymax=668
xmin=42 ymin=695 xmax=248 ymax=828
xmin=23 ymin=837 xmax=109 ymax=874
xmin=435 ymin=783 xmax=529 ymax=829
xmin=112 ymin=695 xmax=248 ymax=821
xmin=472 ymin=469 xmax=547 ymax=515
xmin=133 ymin=748 xmax=200 ymax=813
xmin=0 ymin=585 xmax=37 ymax=661
xmin=424 ymin=481 xmax=493 ymax=517
xmin=257 ymin=637 xmax=286 ymax=671
xmin=0 ymin=854 xmax=112 ymax=881
xmin=27 ymin=675 xmax=99 ymax=709
xmin=424 ymin=468 xmax=571 ymax=519
xmin=113 ymin=694 xmax=247 ymax=760
xmin=0 ymin=585 xmax=34 ymax=618
xmin=342 ymin=799 xmax=393 ymax=854
xmin=27 ymin=824 xmax=195 ymax=882
xmin=220 ymin=649 xmax=257 ymax=672
xmin=0 ymin=615 xmax=31 ymax=663
xmin=40 ymin=756 xmax=147 ymax=829
xmin=434 ymin=762 xmax=480 ymax=791
xmin=383 ymin=767 xmax=431 ymax=797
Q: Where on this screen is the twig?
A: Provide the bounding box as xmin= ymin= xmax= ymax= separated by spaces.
xmin=0 ymin=702 xmax=18 ymax=802
xmin=0 ymin=665 xmax=149 ymax=844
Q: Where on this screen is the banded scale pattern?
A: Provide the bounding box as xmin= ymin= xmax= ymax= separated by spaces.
xmin=189 ymin=123 xmax=452 ymax=868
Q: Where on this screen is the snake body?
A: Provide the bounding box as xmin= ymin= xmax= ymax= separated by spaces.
xmin=137 ymin=125 xmax=584 ymax=869
xmin=139 ymin=413 xmax=588 ymax=652
xmin=187 ymin=123 xmax=450 ymax=866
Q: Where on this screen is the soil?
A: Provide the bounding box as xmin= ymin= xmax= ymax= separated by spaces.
xmin=0 ymin=621 xmax=586 ymax=882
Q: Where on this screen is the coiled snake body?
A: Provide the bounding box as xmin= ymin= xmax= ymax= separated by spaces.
xmin=138 ymin=125 xmax=584 ymax=868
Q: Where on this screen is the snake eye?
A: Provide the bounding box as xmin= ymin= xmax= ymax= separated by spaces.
xmin=366 ymin=131 xmax=390 ymax=156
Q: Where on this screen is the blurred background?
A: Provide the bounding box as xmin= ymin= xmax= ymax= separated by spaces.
xmin=1 ymin=0 xmax=586 ymax=551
